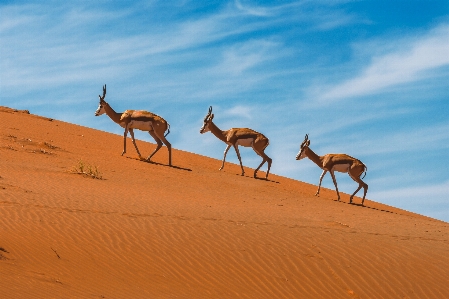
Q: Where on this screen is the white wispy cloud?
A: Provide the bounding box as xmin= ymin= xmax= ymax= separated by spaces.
xmin=321 ymin=121 xmax=449 ymax=157
xmin=370 ymin=180 xmax=449 ymax=221
xmin=0 ymin=2 xmax=285 ymax=99
xmin=216 ymin=39 xmax=281 ymax=75
xmin=223 ymin=105 xmax=253 ymax=120
xmin=234 ymin=0 xmax=272 ymax=17
xmin=317 ymin=24 xmax=449 ymax=102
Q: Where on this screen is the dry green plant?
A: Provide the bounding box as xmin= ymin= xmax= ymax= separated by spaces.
xmin=71 ymin=159 xmax=103 ymax=179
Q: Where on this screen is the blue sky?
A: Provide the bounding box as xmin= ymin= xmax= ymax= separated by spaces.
xmin=1 ymin=0 xmax=448 ymax=222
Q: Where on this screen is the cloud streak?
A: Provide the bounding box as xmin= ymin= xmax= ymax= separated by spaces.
xmin=370 ymin=180 xmax=449 ymax=222
xmin=317 ymin=24 xmax=449 ymax=102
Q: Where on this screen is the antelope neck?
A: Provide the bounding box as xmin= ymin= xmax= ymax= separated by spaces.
xmin=304 ymin=147 xmax=323 ymax=167
xmin=103 ymin=102 xmax=123 ymax=124
xmin=208 ymin=121 xmax=228 ymax=143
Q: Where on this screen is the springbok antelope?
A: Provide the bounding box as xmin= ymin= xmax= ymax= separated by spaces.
xmin=200 ymin=106 xmax=272 ymax=179
xmin=296 ymin=134 xmax=368 ymax=205
xmin=94 ymin=84 xmax=172 ymax=166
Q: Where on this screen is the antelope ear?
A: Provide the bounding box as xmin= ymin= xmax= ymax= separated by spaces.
xmin=307 ymin=140 xmax=310 ymax=146
xmin=211 ymin=114 xmax=214 ymax=120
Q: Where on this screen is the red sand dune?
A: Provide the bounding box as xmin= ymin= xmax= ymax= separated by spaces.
xmin=1 ymin=106 xmax=448 ymax=298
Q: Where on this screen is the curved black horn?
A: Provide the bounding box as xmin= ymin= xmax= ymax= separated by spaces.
xmin=305 ymin=134 xmax=309 ymax=140
xmin=204 ymin=106 xmax=213 ymax=122
xmin=99 ymin=84 xmax=107 ymax=100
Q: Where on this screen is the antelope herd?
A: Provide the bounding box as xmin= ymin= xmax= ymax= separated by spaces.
xmin=95 ymin=85 xmax=369 ymax=205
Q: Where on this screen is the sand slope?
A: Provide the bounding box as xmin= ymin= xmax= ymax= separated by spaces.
xmin=1 ymin=106 xmax=448 ymax=298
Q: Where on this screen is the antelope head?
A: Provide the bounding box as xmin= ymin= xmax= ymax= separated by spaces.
xmin=95 ymin=84 xmax=107 ymax=116
xmin=296 ymin=134 xmax=310 ymax=160
xmin=200 ymin=106 xmax=214 ymax=134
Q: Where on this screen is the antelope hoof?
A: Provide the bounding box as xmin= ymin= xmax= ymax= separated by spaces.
xmin=121 ymin=152 xmax=125 ymax=156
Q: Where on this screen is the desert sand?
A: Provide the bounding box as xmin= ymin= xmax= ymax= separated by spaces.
xmin=1 ymin=106 xmax=448 ymax=298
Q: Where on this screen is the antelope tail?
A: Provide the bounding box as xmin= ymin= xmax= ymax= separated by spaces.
xmin=164 ymin=123 xmax=170 ymax=137
xmin=361 ymin=166 xmax=368 ymax=179
xmin=263 ymin=138 xmax=270 ymax=151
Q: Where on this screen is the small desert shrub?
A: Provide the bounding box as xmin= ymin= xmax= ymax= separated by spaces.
xmin=43 ymin=142 xmax=58 ymax=149
xmin=0 ymin=247 xmax=8 ymax=260
xmin=71 ymin=159 xmax=103 ymax=179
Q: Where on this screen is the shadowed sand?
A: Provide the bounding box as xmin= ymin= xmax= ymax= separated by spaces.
xmin=1 ymin=106 xmax=448 ymax=298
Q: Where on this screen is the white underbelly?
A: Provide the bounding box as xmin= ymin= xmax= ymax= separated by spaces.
xmin=128 ymin=120 xmax=153 ymax=131
xmin=332 ymin=163 xmax=350 ymax=173
xmin=235 ymin=138 xmax=254 ymax=147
